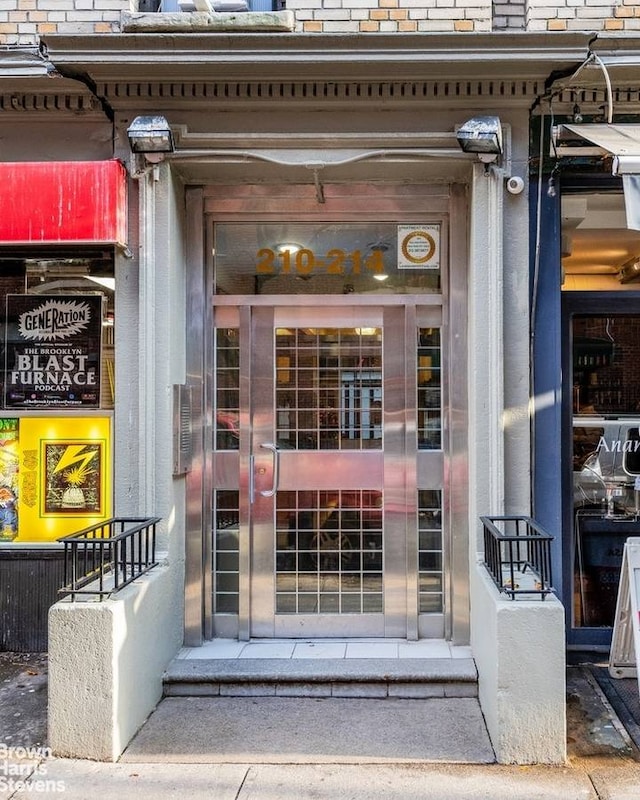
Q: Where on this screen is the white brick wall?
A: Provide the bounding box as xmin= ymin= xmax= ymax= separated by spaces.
xmin=0 ymin=0 xmax=639 ymax=44
xmin=0 ymin=0 xmax=135 ymax=46
xmin=525 ymin=0 xmax=636 ymax=31
xmin=292 ymin=0 xmax=492 ymax=32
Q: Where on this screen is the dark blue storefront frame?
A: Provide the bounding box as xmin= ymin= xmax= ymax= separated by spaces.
xmin=531 ymin=168 xmax=640 ymax=648
xmin=530 ymin=176 xmax=564 ymax=608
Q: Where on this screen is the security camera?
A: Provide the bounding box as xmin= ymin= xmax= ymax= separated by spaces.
xmin=506 ymin=176 xmax=525 ymax=195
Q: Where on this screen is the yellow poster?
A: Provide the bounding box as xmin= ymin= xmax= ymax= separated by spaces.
xmin=0 ymin=416 xmax=112 ymax=543
xmin=0 ymin=419 xmax=20 ymax=542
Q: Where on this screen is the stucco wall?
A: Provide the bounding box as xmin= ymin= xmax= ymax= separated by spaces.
xmin=466 ymin=114 xmax=531 ymax=542
xmin=502 ymin=114 xmax=533 ymax=520
xmin=48 ymin=564 xmax=182 ymax=761
xmin=471 ymin=562 xmax=566 ymax=764
xmin=48 ymin=160 xmax=189 ymax=761
xmin=113 ymin=161 xmax=187 ymax=557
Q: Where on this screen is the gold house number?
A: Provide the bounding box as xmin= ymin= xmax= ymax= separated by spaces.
xmin=256 ymin=248 xmax=385 ymax=276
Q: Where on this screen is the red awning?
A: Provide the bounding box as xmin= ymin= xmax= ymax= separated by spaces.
xmin=0 ymin=160 xmax=127 ymax=246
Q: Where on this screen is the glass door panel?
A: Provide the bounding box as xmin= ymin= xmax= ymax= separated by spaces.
xmin=250 ymin=307 xmax=386 ymax=637
xmin=571 ymin=314 xmax=640 ymax=630
xmin=418 ymin=327 xmax=441 ymax=450
xmin=212 ymin=302 xmax=445 ymax=639
xmin=275 ymin=489 xmax=384 ymax=615
xmin=275 ymin=326 xmax=382 ymax=451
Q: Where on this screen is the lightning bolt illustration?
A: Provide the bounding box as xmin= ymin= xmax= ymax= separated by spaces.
xmin=52 ymin=445 xmax=98 ymax=476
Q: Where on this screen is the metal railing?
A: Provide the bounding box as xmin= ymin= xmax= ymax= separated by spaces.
xmin=59 ymin=517 xmax=161 ymax=601
xmin=480 ymin=515 xmax=554 ymax=600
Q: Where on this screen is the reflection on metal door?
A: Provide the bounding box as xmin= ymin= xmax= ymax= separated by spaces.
xmin=212 ymin=302 xmax=444 ymax=639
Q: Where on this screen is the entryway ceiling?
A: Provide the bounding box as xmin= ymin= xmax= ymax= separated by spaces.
xmin=562 ymin=193 xmax=640 ymax=276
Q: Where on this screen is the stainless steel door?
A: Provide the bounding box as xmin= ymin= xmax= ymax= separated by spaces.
xmin=212 ymin=300 xmax=444 ymax=639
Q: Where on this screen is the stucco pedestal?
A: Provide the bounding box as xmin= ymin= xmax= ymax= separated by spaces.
xmin=48 ymin=565 xmax=182 ymax=762
xmin=471 ymin=562 xmax=567 ymax=764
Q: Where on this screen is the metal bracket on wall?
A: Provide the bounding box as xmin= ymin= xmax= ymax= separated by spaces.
xmin=173 ymin=384 xmax=193 ymax=475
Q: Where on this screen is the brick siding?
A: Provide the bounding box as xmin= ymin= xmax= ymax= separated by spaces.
xmin=526 ymin=0 xmax=640 ymax=32
xmin=493 ymin=0 xmax=526 ymax=29
xmin=290 ymin=0 xmax=492 ymax=33
xmin=1 ymin=0 xmax=639 ymax=44
xmin=0 ymin=0 xmax=135 ymax=45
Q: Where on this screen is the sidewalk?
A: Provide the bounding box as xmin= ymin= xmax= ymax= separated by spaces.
xmin=1 ymin=652 xmax=640 ymax=799
xmin=2 ymin=752 xmax=640 ymax=799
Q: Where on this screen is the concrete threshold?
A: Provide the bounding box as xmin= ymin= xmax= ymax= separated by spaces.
xmin=129 ymin=650 xmax=489 ymax=763
xmin=123 ymin=694 xmax=494 ymax=764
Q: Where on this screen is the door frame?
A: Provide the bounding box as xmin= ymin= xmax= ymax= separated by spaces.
xmin=562 ymin=291 xmax=640 ymax=648
xmin=183 ymin=182 xmax=470 ymax=646
xmin=214 ymin=298 xmax=445 ymax=639
xmin=248 ymin=304 xmax=389 ymax=638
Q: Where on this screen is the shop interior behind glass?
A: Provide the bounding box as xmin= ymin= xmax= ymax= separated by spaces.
xmin=562 ymin=191 xmax=640 ymax=628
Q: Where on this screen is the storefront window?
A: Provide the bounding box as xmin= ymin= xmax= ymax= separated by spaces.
xmin=562 ymin=187 xmax=640 ymax=627
xmin=562 ymin=192 xmax=640 ymax=293
xmin=571 ymin=316 xmax=640 ymax=627
xmin=0 ymin=255 xmax=115 ymax=544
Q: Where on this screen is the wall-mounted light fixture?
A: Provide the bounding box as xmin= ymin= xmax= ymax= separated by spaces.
xmin=127 ymin=116 xmax=175 ymax=162
xmin=456 ymin=116 xmax=503 ymax=164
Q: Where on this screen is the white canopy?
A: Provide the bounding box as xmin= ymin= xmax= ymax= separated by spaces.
xmin=557 ymin=124 xmax=640 ymax=229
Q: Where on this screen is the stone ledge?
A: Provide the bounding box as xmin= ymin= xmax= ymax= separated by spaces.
xmin=164 ymin=657 xmax=478 ymax=684
xmin=122 ymin=11 xmax=295 ymax=33
xmin=165 ymin=679 xmax=478 ymax=698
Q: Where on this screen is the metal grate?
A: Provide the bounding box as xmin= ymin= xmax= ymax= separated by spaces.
xmin=275 ymin=489 xmax=383 ymax=614
xmin=418 ymin=490 xmax=443 ymax=612
xmin=213 ymin=491 xmax=240 ymax=613
xmin=173 ymin=384 xmax=193 ymax=475
xmin=275 ymin=327 xmax=382 ymax=451
xmin=215 ymin=328 xmax=240 ymax=451
xmin=0 ymin=548 xmax=65 ymax=651
xmin=58 ymin=517 xmax=160 ymax=600
xmin=480 ymin=515 xmax=554 ymax=600
xmin=417 ymin=327 xmax=441 ymax=450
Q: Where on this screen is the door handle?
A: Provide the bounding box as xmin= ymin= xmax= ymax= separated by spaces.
xmin=259 ymin=442 xmax=280 ymax=497
xmin=249 ymin=454 xmax=255 ymax=505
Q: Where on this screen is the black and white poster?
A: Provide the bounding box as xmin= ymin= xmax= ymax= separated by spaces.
xmin=4 ymin=295 xmax=102 ymax=409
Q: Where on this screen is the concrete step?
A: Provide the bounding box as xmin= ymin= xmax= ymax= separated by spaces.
xmin=163 ymin=657 xmax=478 ymax=699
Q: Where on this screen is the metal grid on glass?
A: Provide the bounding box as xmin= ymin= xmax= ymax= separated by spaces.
xmin=213 ymin=491 xmax=240 ymax=613
xmin=275 ymin=328 xmax=382 ymax=451
xmin=215 ymin=328 xmax=240 ymax=450
xmin=275 ymin=490 xmax=383 ymax=614
xmin=418 ymin=489 xmax=443 ymax=613
xmin=417 ymin=327 xmax=441 ymax=450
